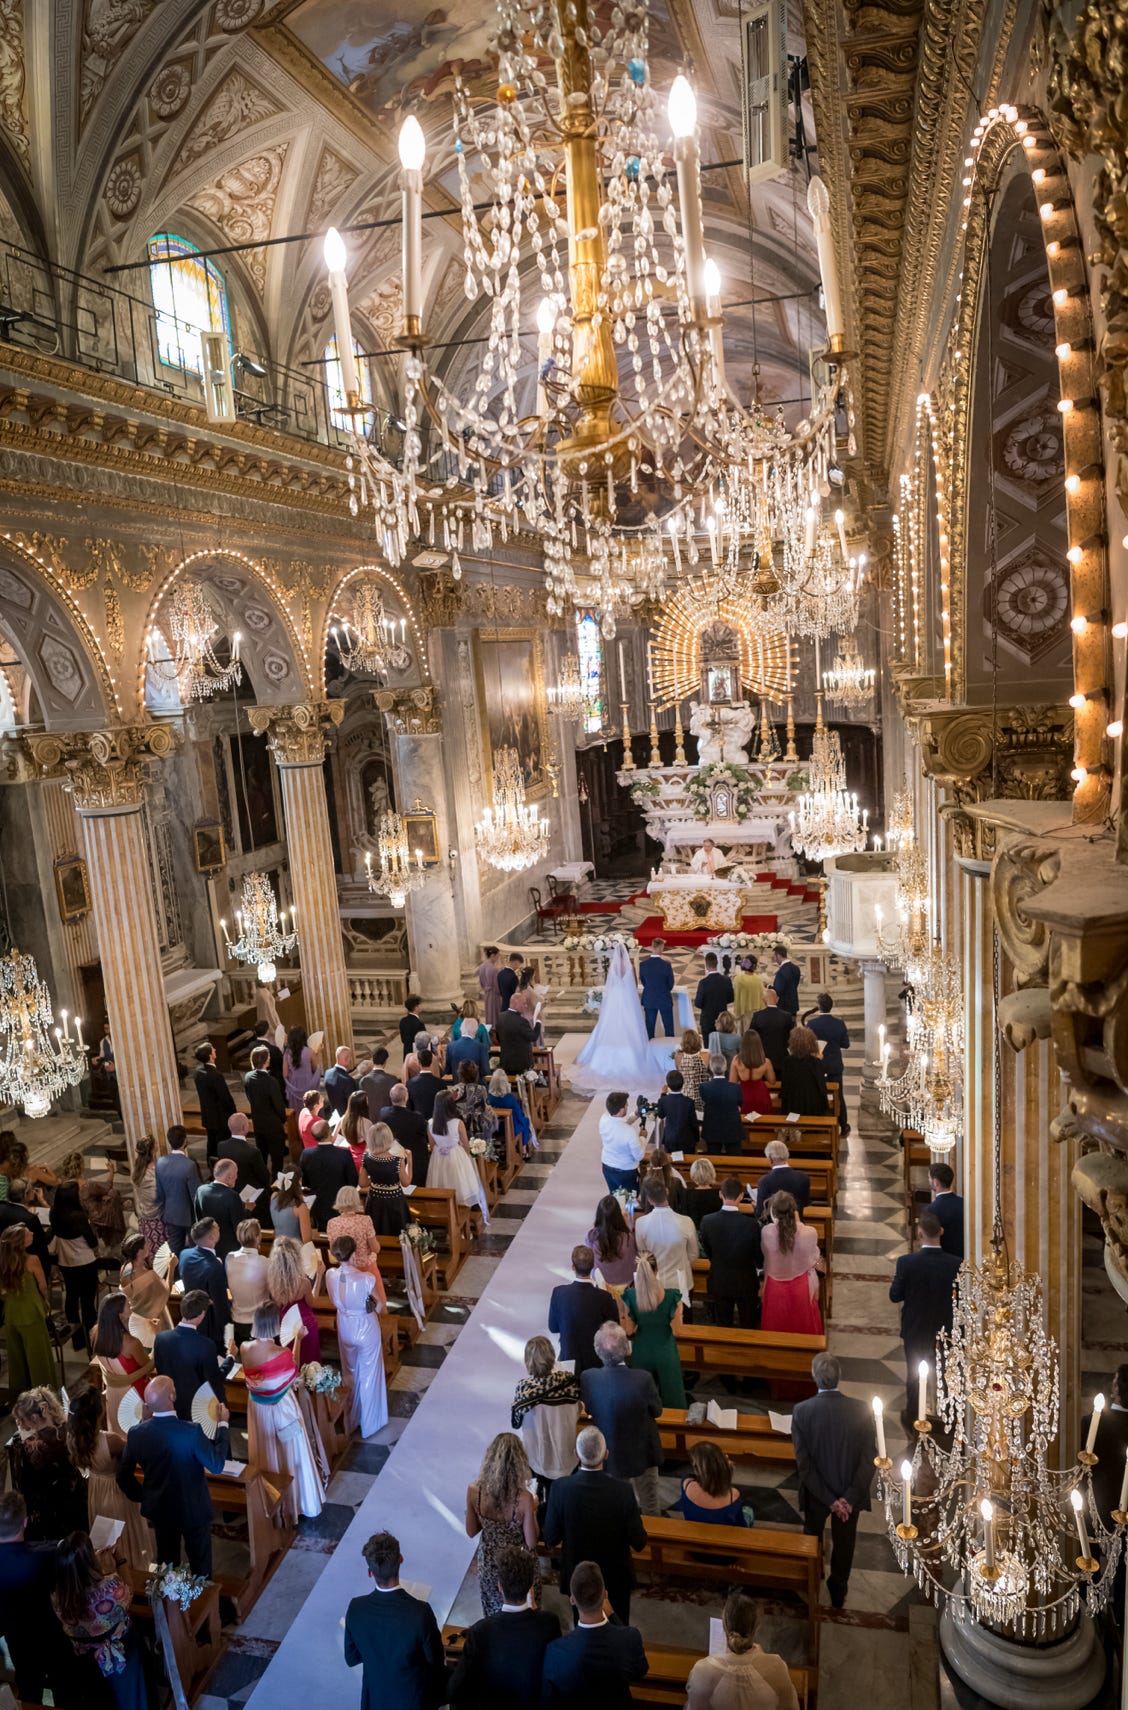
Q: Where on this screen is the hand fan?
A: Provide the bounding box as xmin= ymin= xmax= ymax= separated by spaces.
xmin=307 ymin=1030 xmax=324 ymax=1056
xmin=279 ymin=1302 xmax=303 ymax=1347
xmin=152 ymin=1242 xmax=173 ymax=1280
xmin=299 ymin=1241 xmax=320 ymax=1282
xmin=191 ymin=1383 xmax=224 ymax=1440
xmin=116 ymin=1385 xmax=144 ymax=1431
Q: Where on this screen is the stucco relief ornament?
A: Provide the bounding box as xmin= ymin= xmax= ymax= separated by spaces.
xmin=1002 ymin=409 xmax=1064 ymax=485
xmin=148 ymin=61 xmax=191 ymax=118
xmin=215 ymin=0 xmax=263 ymax=29
xmin=992 ymin=558 xmax=1068 ymax=648
xmin=104 ymin=157 xmax=142 ymax=219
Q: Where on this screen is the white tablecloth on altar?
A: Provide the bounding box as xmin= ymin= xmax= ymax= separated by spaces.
xmin=645 ymin=875 xmax=743 ymax=895
xmin=664 ymin=819 xmax=781 ymax=845
xmin=550 ymin=861 xmax=595 ymax=885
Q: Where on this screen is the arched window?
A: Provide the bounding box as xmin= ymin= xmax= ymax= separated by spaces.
xmin=147 ymin=233 xmax=230 ymax=376
xmin=575 ymin=608 xmax=605 ymax=734
xmin=324 ymin=334 xmax=372 ymax=432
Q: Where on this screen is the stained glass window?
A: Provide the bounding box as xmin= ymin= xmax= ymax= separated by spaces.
xmin=576 ymin=608 xmax=604 ymax=734
xmin=147 ymin=234 xmax=230 ymax=376
xmin=324 ymin=335 xmax=372 ymax=432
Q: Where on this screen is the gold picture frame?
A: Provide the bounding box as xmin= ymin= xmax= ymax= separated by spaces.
xmin=193 ymin=820 xmax=227 ymax=874
xmin=54 ymin=855 xmax=91 ymax=925
xmin=474 ymin=627 xmax=550 ymax=803
xmin=402 ymin=800 xmax=441 ymax=867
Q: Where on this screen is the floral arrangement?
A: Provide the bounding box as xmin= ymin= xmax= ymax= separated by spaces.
xmin=403 ymin=1219 xmax=436 ymax=1255
xmin=684 ymin=762 xmax=763 ymax=821
xmin=629 ymin=776 xmax=663 ymax=803
xmin=612 ymin=1186 xmax=640 ymax=1216
xmin=785 ymin=769 xmax=809 ymax=793
xmin=561 ymin=929 xmax=636 ymax=954
xmin=583 ymin=987 xmax=603 ymax=1014
xmin=300 ymin=1361 xmax=343 ymax=1398
xmin=469 ymin=1137 xmax=487 ymax=1157
xmin=706 ymin=930 xmax=794 ymax=957
xmin=146 ymin=1563 xmax=209 ymax=1610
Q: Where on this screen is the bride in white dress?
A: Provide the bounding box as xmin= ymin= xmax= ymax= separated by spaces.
xmin=427 ymin=1090 xmax=490 ymax=1224
xmin=573 ymin=942 xmax=670 ymax=1096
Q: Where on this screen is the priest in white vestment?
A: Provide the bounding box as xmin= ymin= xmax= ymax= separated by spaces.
xmin=689 ymin=839 xmax=730 ymax=877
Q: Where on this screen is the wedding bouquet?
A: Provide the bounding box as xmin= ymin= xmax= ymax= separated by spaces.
xmin=300 ymin=1361 xmax=343 ymax=1398
xmin=583 ymin=987 xmax=603 ymax=1014
xmin=146 ymin=1563 xmax=209 ymax=1609
xmin=469 ymin=1137 xmax=487 ymax=1157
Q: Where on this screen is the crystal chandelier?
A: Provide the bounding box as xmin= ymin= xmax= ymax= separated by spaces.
xmin=365 ymin=812 xmax=426 ymax=909
xmin=147 ymin=579 xmax=242 ymax=701
xmin=220 ymin=873 xmax=297 ymax=984
xmin=885 ymin=788 xmax=916 ymax=853
xmin=331 ymin=583 xmax=411 ymax=680
xmin=547 ymin=654 xmax=587 ymax=722
xmin=0 ymin=948 xmax=85 ymax=1118
xmin=788 ymin=698 xmax=867 ymax=862
xmin=822 ymin=637 xmax=875 ymax=708
xmin=475 ymin=746 xmax=550 ymax=873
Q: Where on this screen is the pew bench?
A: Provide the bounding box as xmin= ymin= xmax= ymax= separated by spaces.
xmin=639 ymin=1517 xmax=821 ymax=1662
xmin=675 ymin=1323 xmax=825 ymax=1390
xmin=407 ymin=1184 xmax=482 ymax=1287
xmin=656 ymin=1405 xmax=796 ymax=1465
xmin=204 ymin=1464 xmax=294 ymax=1619
xmin=743 ymin=1111 xmax=840 ymax=1158
xmin=692 ymin=1152 xmax=837 ymax=1206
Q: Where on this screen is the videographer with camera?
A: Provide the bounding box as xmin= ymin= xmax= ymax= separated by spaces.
xmin=598 ymin=1092 xmax=648 ymax=1196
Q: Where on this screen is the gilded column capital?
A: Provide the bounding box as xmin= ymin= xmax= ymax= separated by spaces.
xmin=246 ymin=701 xmax=345 ymax=766
xmin=16 ymin=724 xmax=175 ymax=812
xmin=915 ymin=704 xmax=1074 ymax=860
xmin=374 ymin=686 xmax=441 ymax=736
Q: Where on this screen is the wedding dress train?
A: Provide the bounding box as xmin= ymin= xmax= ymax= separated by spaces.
xmin=572 ymin=942 xmax=671 ymax=1096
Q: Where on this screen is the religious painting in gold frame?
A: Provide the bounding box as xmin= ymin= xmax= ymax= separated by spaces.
xmin=54 ymin=855 xmax=91 ymax=925
xmin=192 ymin=820 xmax=227 ymax=874
xmin=473 ymin=628 xmax=550 ymax=802
xmin=402 ymin=800 xmax=441 ymax=867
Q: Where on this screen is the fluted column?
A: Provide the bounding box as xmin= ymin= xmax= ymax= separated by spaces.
xmin=247 ymin=703 xmax=352 ymax=1056
xmin=957 ymin=859 xmax=993 ymax=1269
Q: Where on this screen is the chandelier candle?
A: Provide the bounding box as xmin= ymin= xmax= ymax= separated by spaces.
xmin=1083 ymin=1392 xmax=1104 ymax=1460
xmin=807 ymin=174 xmax=844 ymax=350
xmin=703 ymin=257 xmax=725 ymax=388
xmin=900 ymin=1462 xmax=913 ymax=1531
xmin=980 ymin=1500 xmax=996 ymax=1574
xmin=398 ymin=116 xmax=426 ymax=337
xmin=1071 ymin=1489 xmax=1095 ymax=1569
xmin=668 ymin=76 xmax=706 ymax=321
xmin=323 ymin=228 xmax=359 ymax=401
xmin=917 ymin=1360 xmax=929 ymax=1426
xmin=873 ymin=1396 xmax=889 ymax=1465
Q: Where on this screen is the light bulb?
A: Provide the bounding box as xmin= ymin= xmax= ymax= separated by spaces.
xmin=1056 ymin=341 xmax=1072 ymax=360
xmin=323 ymin=226 xmax=347 ymax=274
xmin=1113 ymin=621 xmax=1128 ymax=639
xmin=536 ymin=297 xmax=555 ymax=336
xmin=668 ymin=74 xmax=697 ymax=138
xmin=1071 ymin=764 xmax=1088 ymax=783
xmin=1058 ymin=398 xmax=1074 ymax=413
xmin=1107 ymin=721 xmax=1123 ymax=738
xmin=398 ymin=114 xmax=426 ymax=172
xmin=1067 ymin=545 xmax=1083 ymax=564
xmin=1071 ymin=1488 xmax=1084 ymax=1514
xmin=1065 ymin=473 xmax=1080 ymax=493
xmin=703 ymin=256 xmax=721 ymax=301
xmin=1069 ymin=693 xmax=1085 ymax=708
xmin=1071 ymin=614 xmax=1088 ymax=634
xmin=1053 ymin=287 xmax=1069 ymax=306
xmin=980 ymin=1497 xmax=993 ymax=1521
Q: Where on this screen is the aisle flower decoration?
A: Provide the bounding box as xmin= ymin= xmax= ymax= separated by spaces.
xmin=684 ymin=763 xmax=763 ymax=820
xmin=561 ymin=929 xmax=637 ymax=954
xmin=403 ymin=1219 xmax=436 ymax=1255
xmin=300 ymin=1361 xmax=343 ymax=1398
xmin=706 ymin=930 xmax=794 ymax=957
xmin=146 ymin=1564 xmax=209 ymax=1609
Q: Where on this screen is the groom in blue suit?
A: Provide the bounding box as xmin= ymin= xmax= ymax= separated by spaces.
xmin=640 ymin=939 xmax=676 ymax=1039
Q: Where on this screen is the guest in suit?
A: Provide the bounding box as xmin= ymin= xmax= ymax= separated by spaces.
xmin=244 ymin=1047 xmax=288 ymax=1174
xmin=792 ymin=1352 xmax=875 ymax=1607
xmin=193 ymin=1042 xmax=235 ymax=1165
xmin=655 ymin=1069 xmax=699 ymax=1154
xmin=217 ymin=1115 xmax=271 ymax=1215
xmin=806 ymin=993 xmax=851 ymax=1134
xmin=778 ymin=1026 xmax=830 ymax=1118
xmin=406 ymin=1049 xmax=444 ymax=1122
xmin=324 ymin=1046 xmax=359 ymax=1117
xmin=1082 ymin=1364 xmax=1128 ymax=1526
xmin=177 ymin=1219 xmax=232 ymax=1351
xmin=700 ymin=1054 xmax=745 ymax=1154
xmin=694 ymin=954 xmax=734 ymax=1045
xmin=542 ymin=1559 xmax=648 ymax=1707
xmin=889 ymin=1211 xmax=962 ymax=1421
xmin=116 ymin=1374 xmax=229 ymax=1576
xmin=581 ymin=1323 xmax=663 ymax=1514
xmin=542 ymin=1427 xmax=648 ymax=1623
xmin=449 ymin=1543 xmax=560 ymax=1709
xmin=446 ymin=1027 xmax=490 ymax=1082
xmin=153 ymin=1291 xmax=227 ymax=1419
xmin=496 ymin=1007 xmax=536 ymax=1075
xmin=0 ymin=1492 xmax=86 ymax=1706
xmin=193 ymin=1158 xmax=243 ymax=1258
xmin=771 ymin=944 xmax=801 ymax=1016
xmin=549 ymin=1246 xmax=619 ymax=1375
xmin=497 ymin=952 xmax=524 ymax=1013
xmin=633 ymin=1181 xmax=697 ymax=1304
xmin=251 ymin=1019 xmax=285 ymax=1088
xmin=300 ymin=1120 xmax=358 ymax=1230
xmin=640 ymin=940 xmax=675 ymax=1040
xmin=381 ymin=1084 xmax=430 ymax=1186
xmin=343 ymin=1529 xmax=447 ymax=1710
xmin=360 ymin=1047 xmax=397 ymax=1123
xmin=398 ymin=996 xmax=428 ymax=1060
xmin=154 ymin=1126 xmax=201 ymax=1254
xmin=699 ymin=1176 xmax=762 ymax=1328
xmin=749 ymin=991 xmax=794 ymax=1079
xmin=754 ymin=1140 xmax=812 ymax=1213
xmin=926 ymin=1162 xmax=964 ymax=1258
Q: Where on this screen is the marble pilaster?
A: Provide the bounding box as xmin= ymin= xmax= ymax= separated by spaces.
xmin=391 ymin=726 xmax=462 ymax=1004
xmin=957 ymin=859 xmax=993 ymax=1269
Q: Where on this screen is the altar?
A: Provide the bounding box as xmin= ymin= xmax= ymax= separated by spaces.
xmin=645 ymin=875 xmax=746 ymax=931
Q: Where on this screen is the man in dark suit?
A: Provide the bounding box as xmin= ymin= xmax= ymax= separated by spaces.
xmin=448 ymin=1544 xmax=561 ymax=1709
xmin=496 ymin=952 xmax=523 ymax=1012
xmin=655 ymin=1069 xmax=699 ymax=1153
xmin=750 ymin=991 xmax=794 ymax=1078
xmin=496 ymin=1007 xmax=536 ymax=1074
xmin=116 ymin=1375 xmax=229 ymax=1576
xmin=754 ymin=1139 xmax=811 ymax=1213
xmin=805 ymin=993 xmax=851 ymax=1133
xmin=0 ymin=1492 xmax=84 ymax=1704
xmin=344 ymin=1529 xmax=447 ymax=1710
xmin=699 ymin=1177 xmax=762 ymax=1328
xmin=382 ymin=1085 xmax=430 ymax=1186
xmin=1082 ymin=1364 xmax=1128 ymax=1526
xmin=889 ymin=1210 xmax=962 ymax=1421
xmin=542 ymin=1427 xmax=648 ymax=1624
xmin=194 ymin=1158 xmax=244 ymax=1257
xmin=360 ymin=1047 xmax=397 ymax=1121
xmin=217 ymin=1115 xmax=271 ymax=1218
xmin=399 ymin=997 xmax=428 ymax=1059
xmin=251 ymin=1019 xmax=285 ymax=1088
xmin=549 ymin=1246 xmax=619 ymax=1375
xmin=700 ymin=1056 xmax=744 ymax=1153
xmin=581 ymin=1323 xmax=663 ymax=1514
xmin=926 ymin=1162 xmax=964 ymax=1258
xmin=177 ymin=1218 xmax=232 ymax=1351
xmin=155 ymin=1125 xmax=201 ymax=1254
xmin=791 ymin=1352 xmax=875 ymax=1608
xmin=694 ymin=953 xmax=734 ymax=1044
xmin=244 ymin=1047 xmax=288 ymax=1174
xmin=771 ymin=944 xmax=801 ymax=1016
xmin=323 ymin=1046 xmax=359 ymax=1117
xmin=406 ymin=1049 xmax=444 ymax=1121
xmin=193 ymin=1041 xmax=236 ymax=1165
xmin=300 ymin=1120 xmax=358 ymax=1230
xmin=639 ymin=940 xmax=675 ymax=1039
xmin=446 ymin=1028 xmax=490 ymax=1080
xmin=542 ymin=1559 xmax=648 ymax=1706
xmin=154 ymin=1291 xmax=227 ymax=1419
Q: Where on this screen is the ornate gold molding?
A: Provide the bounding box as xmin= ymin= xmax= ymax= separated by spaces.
xmin=373 ymin=686 xmax=441 ymax=737
xmin=246 ymin=700 xmax=344 ymax=765
xmin=915 ymin=703 xmax=1074 ymax=858
xmin=16 ymin=724 xmax=176 ymax=811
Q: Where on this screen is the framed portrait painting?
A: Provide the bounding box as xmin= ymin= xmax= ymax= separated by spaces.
xmin=54 ymin=855 xmax=91 ymax=925
xmin=192 ymin=820 xmax=227 ymax=874
xmin=474 ymin=628 xmax=549 ymax=802
xmin=403 ymin=800 xmax=441 ymax=867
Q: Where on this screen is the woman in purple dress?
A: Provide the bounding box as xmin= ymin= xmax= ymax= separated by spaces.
xmin=477 ymin=946 xmax=501 ymax=1030
xmin=283 ymin=1025 xmax=321 ymax=1115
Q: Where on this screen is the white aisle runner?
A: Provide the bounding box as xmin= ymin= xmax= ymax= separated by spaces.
xmin=249 ymin=1041 xmax=628 ymax=1709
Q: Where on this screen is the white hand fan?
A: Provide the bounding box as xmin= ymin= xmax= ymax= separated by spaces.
xmin=116 ymin=1384 xmax=144 ymax=1431
xmin=279 ymin=1303 xmax=304 ymax=1347
xmin=307 ymin=1030 xmax=324 ymax=1056
xmin=152 ymin=1242 xmax=173 ymax=1280
xmin=299 ymin=1241 xmax=319 ymax=1282
xmin=191 ymin=1383 xmax=224 ymax=1440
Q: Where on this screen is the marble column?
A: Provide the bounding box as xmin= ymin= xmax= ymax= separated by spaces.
xmin=859 ymin=959 xmax=887 ymax=1085
xmin=393 ymin=728 xmax=462 ymax=1004
xmin=247 ymin=703 xmax=353 ymax=1057
xmin=957 ymin=859 xmax=993 ymax=1269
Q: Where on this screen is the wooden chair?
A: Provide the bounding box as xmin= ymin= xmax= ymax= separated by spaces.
xmin=529 ymin=885 xmax=560 ymax=935
xmin=203 ymin=1466 xmax=294 ymax=1620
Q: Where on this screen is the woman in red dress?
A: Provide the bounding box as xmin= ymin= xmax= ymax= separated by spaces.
xmin=729 ymin=1029 xmax=776 ymax=1116
xmin=760 ymin=1192 xmax=824 ymax=1337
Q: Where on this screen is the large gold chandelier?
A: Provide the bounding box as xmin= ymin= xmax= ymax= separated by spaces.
xmin=365 ymin=812 xmax=426 ymax=909
xmin=475 ymin=747 xmax=549 ymax=873
xmin=788 ymin=697 xmax=867 ymax=862
xmin=0 ymin=948 xmax=85 ymax=1118
xmin=221 ymin=873 xmax=297 ymax=985
xmin=147 ymin=579 xmax=242 ymax=701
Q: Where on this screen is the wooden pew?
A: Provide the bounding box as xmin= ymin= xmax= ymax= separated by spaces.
xmin=205 ymin=1465 xmax=293 ymax=1620
xmin=675 ymin=1323 xmax=825 ymax=1390
xmin=121 ymin=1568 xmax=224 ymax=1701
xmin=656 ymin=1405 xmax=795 ymax=1465
xmin=639 ymin=1517 xmax=821 ymax=1662
xmin=408 ymin=1184 xmax=479 ymax=1287
xmin=743 ymin=1111 xmax=840 ymax=1157
xmin=901 ymin=1128 xmax=932 ymax=1237
xmin=533 ymin=1044 xmax=561 ymax=1114
xmin=259 ymin=1225 xmax=439 ymax=1313
xmin=693 ymin=1152 xmax=837 ymax=1206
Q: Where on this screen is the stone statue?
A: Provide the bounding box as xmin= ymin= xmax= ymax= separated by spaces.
xmin=689 ymin=699 xmax=755 ymax=764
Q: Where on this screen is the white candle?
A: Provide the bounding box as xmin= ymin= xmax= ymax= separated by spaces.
xmin=707 ymin=513 xmax=720 ymax=568
xmin=834 ymin=508 xmax=849 ymax=557
xmin=75 ymin=1016 xmax=84 ymax=1049
xmin=703 ymin=255 xmax=725 ymax=388
xmin=59 ymin=1009 xmax=69 ymax=1042
xmin=399 ymin=116 xmax=426 ymax=331
xmin=669 ymin=77 xmax=707 ymax=321
xmin=323 ymin=228 xmax=359 ymax=401
xmin=918 ymin=1360 xmax=928 ymax=1422
xmin=415 ymin=849 xmax=423 ymax=869
xmin=901 ymin=1461 xmax=913 ymax=1528
xmin=1119 ymin=1448 xmax=1128 ymax=1514
xmin=1086 ymin=1393 xmax=1105 ymax=1454
xmin=647 ymin=643 xmax=655 ymax=702
xmin=872 ymin=1396 xmax=886 ymax=1460
xmin=1071 ymin=1487 xmax=1091 ymax=1559
xmin=807 ymin=174 xmax=844 ymax=346
xmin=804 ymin=504 xmax=817 ymax=556
xmin=618 ymin=641 xmax=627 ymax=693
xmin=980 ymin=1498 xmax=995 ymax=1572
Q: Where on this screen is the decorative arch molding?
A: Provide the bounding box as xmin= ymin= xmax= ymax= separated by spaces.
xmin=0 ymin=534 xmax=119 ymax=726
xmin=138 ymin=546 xmax=313 ymax=713
xmin=320 ymin=564 xmax=431 ymax=697
xmin=892 ymin=394 xmax=951 ymax=696
xmin=940 ymin=105 xmax=1109 ymax=826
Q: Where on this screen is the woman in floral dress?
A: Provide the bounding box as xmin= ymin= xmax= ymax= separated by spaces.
xmin=52 ymin=1532 xmax=147 ymax=1710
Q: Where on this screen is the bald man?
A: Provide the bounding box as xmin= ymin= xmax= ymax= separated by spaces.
xmin=116 ymin=1376 xmax=230 ymax=1576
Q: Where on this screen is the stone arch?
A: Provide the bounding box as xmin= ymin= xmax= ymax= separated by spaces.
xmin=138 ymin=548 xmax=313 ymax=713
xmin=0 ymin=536 xmax=118 ymax=728
xmin=320 ymin=565 xmax=430 ymax=697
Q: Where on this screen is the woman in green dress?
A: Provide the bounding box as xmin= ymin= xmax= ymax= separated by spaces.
xmin=620 ymin=1250 xmax=686 ymax=1409
xmin=0 ymin=1223 xmax=56 ymax=1391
